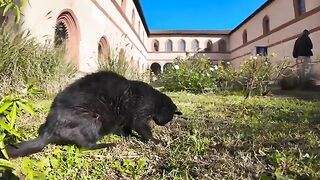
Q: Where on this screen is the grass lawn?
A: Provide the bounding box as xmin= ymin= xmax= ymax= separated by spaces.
xmin=10 ymin=91 xmax=320 ymax=179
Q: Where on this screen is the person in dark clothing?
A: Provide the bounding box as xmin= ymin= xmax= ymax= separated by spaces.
xmin=293 ymin=29 xmax=313 ymax=85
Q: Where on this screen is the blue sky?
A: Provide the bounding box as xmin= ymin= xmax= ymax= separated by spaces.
xmin=140 ymin=0 xmax=268 ymax=30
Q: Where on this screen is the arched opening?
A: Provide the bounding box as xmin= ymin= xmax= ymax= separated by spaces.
xmin=98 ymin=36 xmax=109 ymax=62
xmin=119 ymin=48 xmax=126 ymax=61
xmin=151 ymin=63 xmax=161 ymax=76
xmin=166 ymin=40 xmax=173 ymax=52
xmin=54 ymin=22 xmax=68 ymax=47
xmin=137 ymin=60 xmax=140 ymax=70
xmin=130 ymin=57 xmax=134 ymax=67
xmin=152 ymin=39 xmax=159 ymax=52
xmin=55 ymin=10 xmax=80 ymax=66
xmin=243 ymin=30 xmax=248 ymax=44
xmin=205 ymin=40 xmax=213 ymax=52
xmin=191 ymin=39 xmax=199 ymax=52
xmin=262 ymin=15 xmax=270 ymax=35
xmin=121 ymin=0 xmax=127 ymax=11
xmin=142 ymin=31 xmax=145 ymax=44
xmin=131 ymin=9 xmax=135 ymax=27
xmin=218 ymin=39 xmax=226 ymax=53
xmin=293 ymin=0 xmax=306 ymax=17
xmin=163 ymin=63 xmax=173 ymax=71
xmin=178 ymin=39 xmax=186 ymax=52
xmin=138 ymin=21 xmax=141 ymax=36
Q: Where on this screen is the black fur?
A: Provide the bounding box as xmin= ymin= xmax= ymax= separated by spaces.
xmin=5 ymin=71 xmax=181 ymax=158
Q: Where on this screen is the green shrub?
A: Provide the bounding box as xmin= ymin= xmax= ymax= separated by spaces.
xmin=215 ymin=61 xmax=240 ymax=91
xmin=159 ymin=55 xmax=218 ymax=93
xmin=159 ymin=54 xmax=291 ymax=98
xmin=238 ymin=56 xmax=291 ymax=97
xmin=0 ymin=26 xmax=76 ymax=96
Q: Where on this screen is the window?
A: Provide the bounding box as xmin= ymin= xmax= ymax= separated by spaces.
xmin=206 ymin=40 xmax=213 ymax=52
xmin=262 ymin=15 xmax=270 ymax=35
xmin=131 ymin=9 xmax=135 ymax=27
xmin=191 ymin=39 xmax=199 ymax=52
xmin=151 ymin=63 xmax=161 ymax=76
xmin=119 ymin=48 xmax=126 ymax=61
xmin=143 ymin=31 xmax=145 ymax=44
xmin=98 ymin=36 xmax=109 ymax=62
xmin=152 ymin=40 xmax=159 ymax=52
xmin=55 ymin=10 xmax=80 ymax=65
xmin=218 ymin=39 xmax=227 ymax=52
xmin=166 ymin=40 xmax=173 ymax=52
xmin=243 ymin=30 xmax=248 ymax=44
xmin=294 ymin=0 xmax=306 ymax=17
xmin=54 ymin=22 xmax=68 ymax=47
xmin=121 ymin=0 xmax=127 ymax=11
xmin=130 ymin=57 xmax=134 ymax=66
xmin=178 ymin=39 xmax=186 ymax=52
xmin=256 ymin=46 xmax=268 ymax=56
xmin=138 ymin=21 xmax=141 ymax=36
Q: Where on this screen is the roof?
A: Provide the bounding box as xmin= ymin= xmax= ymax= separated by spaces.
xmin=133 ymin=0 xmax=150 ymax=35
xmin=150 ymin=30 xmax=231 ymax=37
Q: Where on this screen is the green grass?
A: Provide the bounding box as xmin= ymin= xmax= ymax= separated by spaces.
xmin=9 ymin=92 xmax=320 ymax=179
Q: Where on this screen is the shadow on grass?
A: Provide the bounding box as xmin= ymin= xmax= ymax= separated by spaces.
xmin=270 ymin=85 xmax=320 ymax=101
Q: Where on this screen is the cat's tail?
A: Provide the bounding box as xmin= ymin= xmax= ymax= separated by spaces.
xmin=5 ymin=133 xmax=51 ymax=158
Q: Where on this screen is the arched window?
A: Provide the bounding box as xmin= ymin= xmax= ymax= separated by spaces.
xmin=262 ymin=15 xmax=270 ymax=35
xmin=54 ymin=22 xmax=68 ymax=47
xmin=98 ymin=36 xmax=110 ymax=62
xmin=191 ymin=39 xmax=199 ymax=52
xmin=294 ymin=0 xmax=306 ymax=17
xmin=119 ymin=48 xmax=126 ymax=61
xmin=218 ymin=39 xmax=227 ymax=53
xmin=121 ymin=0 xmax=127 ymax=11
xmin=152 ymin=40 xmax=159 ymax=52
xmin=206 ymin=40 xmax=213 ymax=52
xmin=163 ymin=63 xmax=173 ymax=71
xmin=166 ymin=40 xmax=173 ymax=52
xmin=243 ymin=30 xmax=248 ymax=44
xmin=143 ymin=31 xmax=145 ymax=44
xmin=137 ymin=60 xmax=140 ymax=70
xmin=130 ymin=57 xmax=134 ymax=67
xmin=55 ymin=10 xmax=80 ymax=66
xmin=138 ymin=21 xmax=141 ymax=36
xmin=178 ymin=39 xmax=186 ymax=52
xmin=151 ymin=63 xmax=161 ymax=76
xmin=131 ymin=9 xmax=135 ymax=27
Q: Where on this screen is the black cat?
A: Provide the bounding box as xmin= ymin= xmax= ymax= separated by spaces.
xmin=5 ymin=71 xmax=182 ymax=158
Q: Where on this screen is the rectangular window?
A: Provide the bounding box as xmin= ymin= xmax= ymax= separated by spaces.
xmin=294 ymin=0 xmax=306 ymax=18
xmin=256 ymin=46 xmax=268 ymax=56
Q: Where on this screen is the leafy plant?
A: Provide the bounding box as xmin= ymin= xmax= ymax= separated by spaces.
xmin=159 ymin=55 xmax=218 ymax=93
xmin=238 ymin=56 xmax=278 ymax=98
xmin=110 ymin=158 xmax=148 ymax=179
xmin=187 ymin=129 xmax=209 ymax=156
xmin=0 ymin=25 xmax=76 ymax=96
xmin=215 ymin=55 xmax=291 ymax=98
xmin=0 ymin=0 xmax=27 ymax=23
xmin=0 ymin=94 xmax=35 ymax=173
xmin=20 ymin=157 xmax=50 ymax=180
